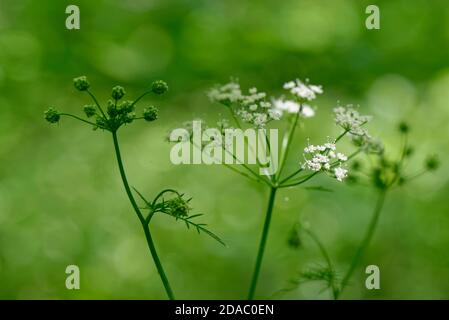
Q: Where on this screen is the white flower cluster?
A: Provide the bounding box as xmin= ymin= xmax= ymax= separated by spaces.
xmin=333 ymin=105 xmax=383 ymax=154
xmin=334 ymin=105 xmax=371 ymax=136
xmin=302 ymin=142 xmax=348 ymax=182
xmin=235 ymin=87 xmax=282 ymax=128
xmin=208 ymin=81 xmax=242 ymax=106
xmin=283 ymin=79 xmax=323 ymax=101
xmin=273 ymin=99 xmax=315 ymax=118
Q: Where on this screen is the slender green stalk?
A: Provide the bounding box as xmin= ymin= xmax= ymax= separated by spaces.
xmin=112 ymin=131 xmax=175 ymax=300
xmin=276 ymin=112 xmax=300 ymax=181
xmin=337 ymin=190 xmax=387 ymax=299
xmin=247 ymin=187 xmax=277 ymax=300
xmin=60 ymin=113 xmax=97 ymax=126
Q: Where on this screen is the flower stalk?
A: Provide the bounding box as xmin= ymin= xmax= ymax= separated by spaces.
xmin=112 ymin=131 xmax=175 ymax=300
xmin=45 ymin=76 xmax=224 ymax=300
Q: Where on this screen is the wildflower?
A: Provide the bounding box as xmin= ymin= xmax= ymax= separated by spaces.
xmin=143 ymin=106 xmax=158 ymax=122
xmin=83 ymin=105 xmax=96 ymax=118
xmin=208 ymin=81 xmax=242 ymax=106
xmin=151 ymin=80 xmax=169 ymax=95
xmin=236 ymin=87 xmax=281 ymax=127
xmin=44 ymin=107 xmax=60 ymax=124
xmin=302 ymin=142 xmax=348 ymax=181
xmin=112 ymin=86 xmax=126 ymax=100
xmin=334 ymin=104 xmax=371 ymax=135
xmin=273 ymin=99 xmax=315 ymax=118
xmin=283 ymin=79 xmax=323 ymax=101
xmin=334 ymin=167 xmax=348 ymax=182
xmin=73 ymin=76 xmax=90 ymax=91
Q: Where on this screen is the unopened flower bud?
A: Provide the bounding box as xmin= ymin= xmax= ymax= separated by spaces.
xmin=73 ymin=76 xmax=90 ymax=91
xmin=151 ymin=80 xmax=168 ymax=95
xmin=166 ymin=197 xmax=190 ymax=218
xmin=83 ymin=105 xmax=96 ymax=118
xmin=44 ymin=107 xmax=60 ymax=124
xmin=112 ymin=86 xmax=125 ymax=100
xmin=143 ymin=106 xmax=158 ymax=121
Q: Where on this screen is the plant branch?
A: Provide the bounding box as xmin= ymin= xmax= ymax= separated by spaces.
xmin=276 ymin=112 xmax=300 ymax=181
xmin=337 ymin=190 xmax=387 ymax=299
xmin=247 ymin=187 xmax=277 ymax=299
xmin=86 ymin=90 xmax=107 ymax=119
xmin=112 ymin=131 xmax=175 ymax=300
xmin=60 ymin=113 xmax=97 ymax=126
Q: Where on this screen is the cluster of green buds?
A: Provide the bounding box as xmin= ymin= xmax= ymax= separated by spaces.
xmin=143 ymin=189 xmax=192 ymax=219
xmin=349 ymin=121 xmax=439 ymax=190
xmin=44 ymin=76 xmax=168 ymax=132
xmin=134 ymin=188 xmax=225 ymax=245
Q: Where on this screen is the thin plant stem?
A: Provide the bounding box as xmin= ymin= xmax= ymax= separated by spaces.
xmin=337 ymin=190 xmax=387 ymax=299
xmin=228 ymin=107 xmax=267 ymax=172
xmin=191 ymin=141 xmax=268 ymax=185
xmin=276 ymin=112 xmax=300 ymax=180
xmin=279 ymin=167 xmax=304 ymax=185
xmin=247 ymin=187 xmax=277 ymax=300
xmin=131 ymin=91 xmax=152 ymax=107
xmin=60 ymin=113 xmax=97 ymax=126
xmin=279 ymin=171 xmax=319 ymax=188
xmin=112 ymin=131 xmax=175 ymax=300
xmin=87 ymin=90 xmax=107 ymax=119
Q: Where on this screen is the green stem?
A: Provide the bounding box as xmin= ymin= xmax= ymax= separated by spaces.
xmin=279 ymin=171 xmax=319 ymax=188
xmin=112 ymin=131 xmax=175 ymax=300
xmin=87 ymin=90 xmax=107 ymax=119
xmin=247 ymin=187 xmax=277 ymax=300
xmin=337 ymin=190 xmax=387 ymax=299
xmin=60 ymin=113 xmax=97 ymax=126
xmin=276 ymin=112 xmax=300 ymax=180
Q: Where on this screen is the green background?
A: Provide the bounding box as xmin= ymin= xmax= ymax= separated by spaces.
xmin=0 ymin=0 xmax=448 ymax=299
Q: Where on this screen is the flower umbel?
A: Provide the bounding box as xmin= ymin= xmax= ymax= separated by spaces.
xmin=334 ymin=104 xmax=371 ymax=136
xmin=44 ymin=107 xmax=60 ymax=124
xmin=151 ymin=80 xmax=169 ymax=95
xmin=73 ymin=76 xmax=90 ymax=91
xmin=44 ymin=76 xmax=168 ymax=132
xmin=283 ymin=79 xmax=323 ymax=101
xmin=302 ymin=142 xmax=349 ymax=181
xmin=44 ymin=76 xmax=226 ymax=300
xmin=112 ymin=86 xmax=126 ymax=100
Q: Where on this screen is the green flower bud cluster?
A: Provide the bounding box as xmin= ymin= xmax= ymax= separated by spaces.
xmin=83 ymin=105 xmax=96 ymax=117
xmin=73 ymin=76 xmax=90 ymax=91
xmin=165 ymin=196 xmax=191 ymax=218
xmin=151 ymin=80 xmax=169 ymax=95
xmin=105 ymin=99 xmax=136 ymax=130
xmin=44 ymin=76 xmax=169 ymax=132
xmin=44 ymin=107 xmax=60 ymax=124
xmin=348 ymin=122 xmax=439 ymax=190
xmin=112 ymin=86 xmax=126 ymax=100
xmin=143 ymin=106 xmax=158 ymax=122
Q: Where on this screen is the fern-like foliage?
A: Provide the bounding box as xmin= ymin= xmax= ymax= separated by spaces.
xmin=133 ymin=187 xmax=226 ymax=246
xmin=276 ymin=264 xmax=339 ymax=296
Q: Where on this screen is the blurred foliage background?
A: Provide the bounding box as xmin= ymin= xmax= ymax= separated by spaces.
xmin=0 ymin=0 xmax=448 ymax=299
